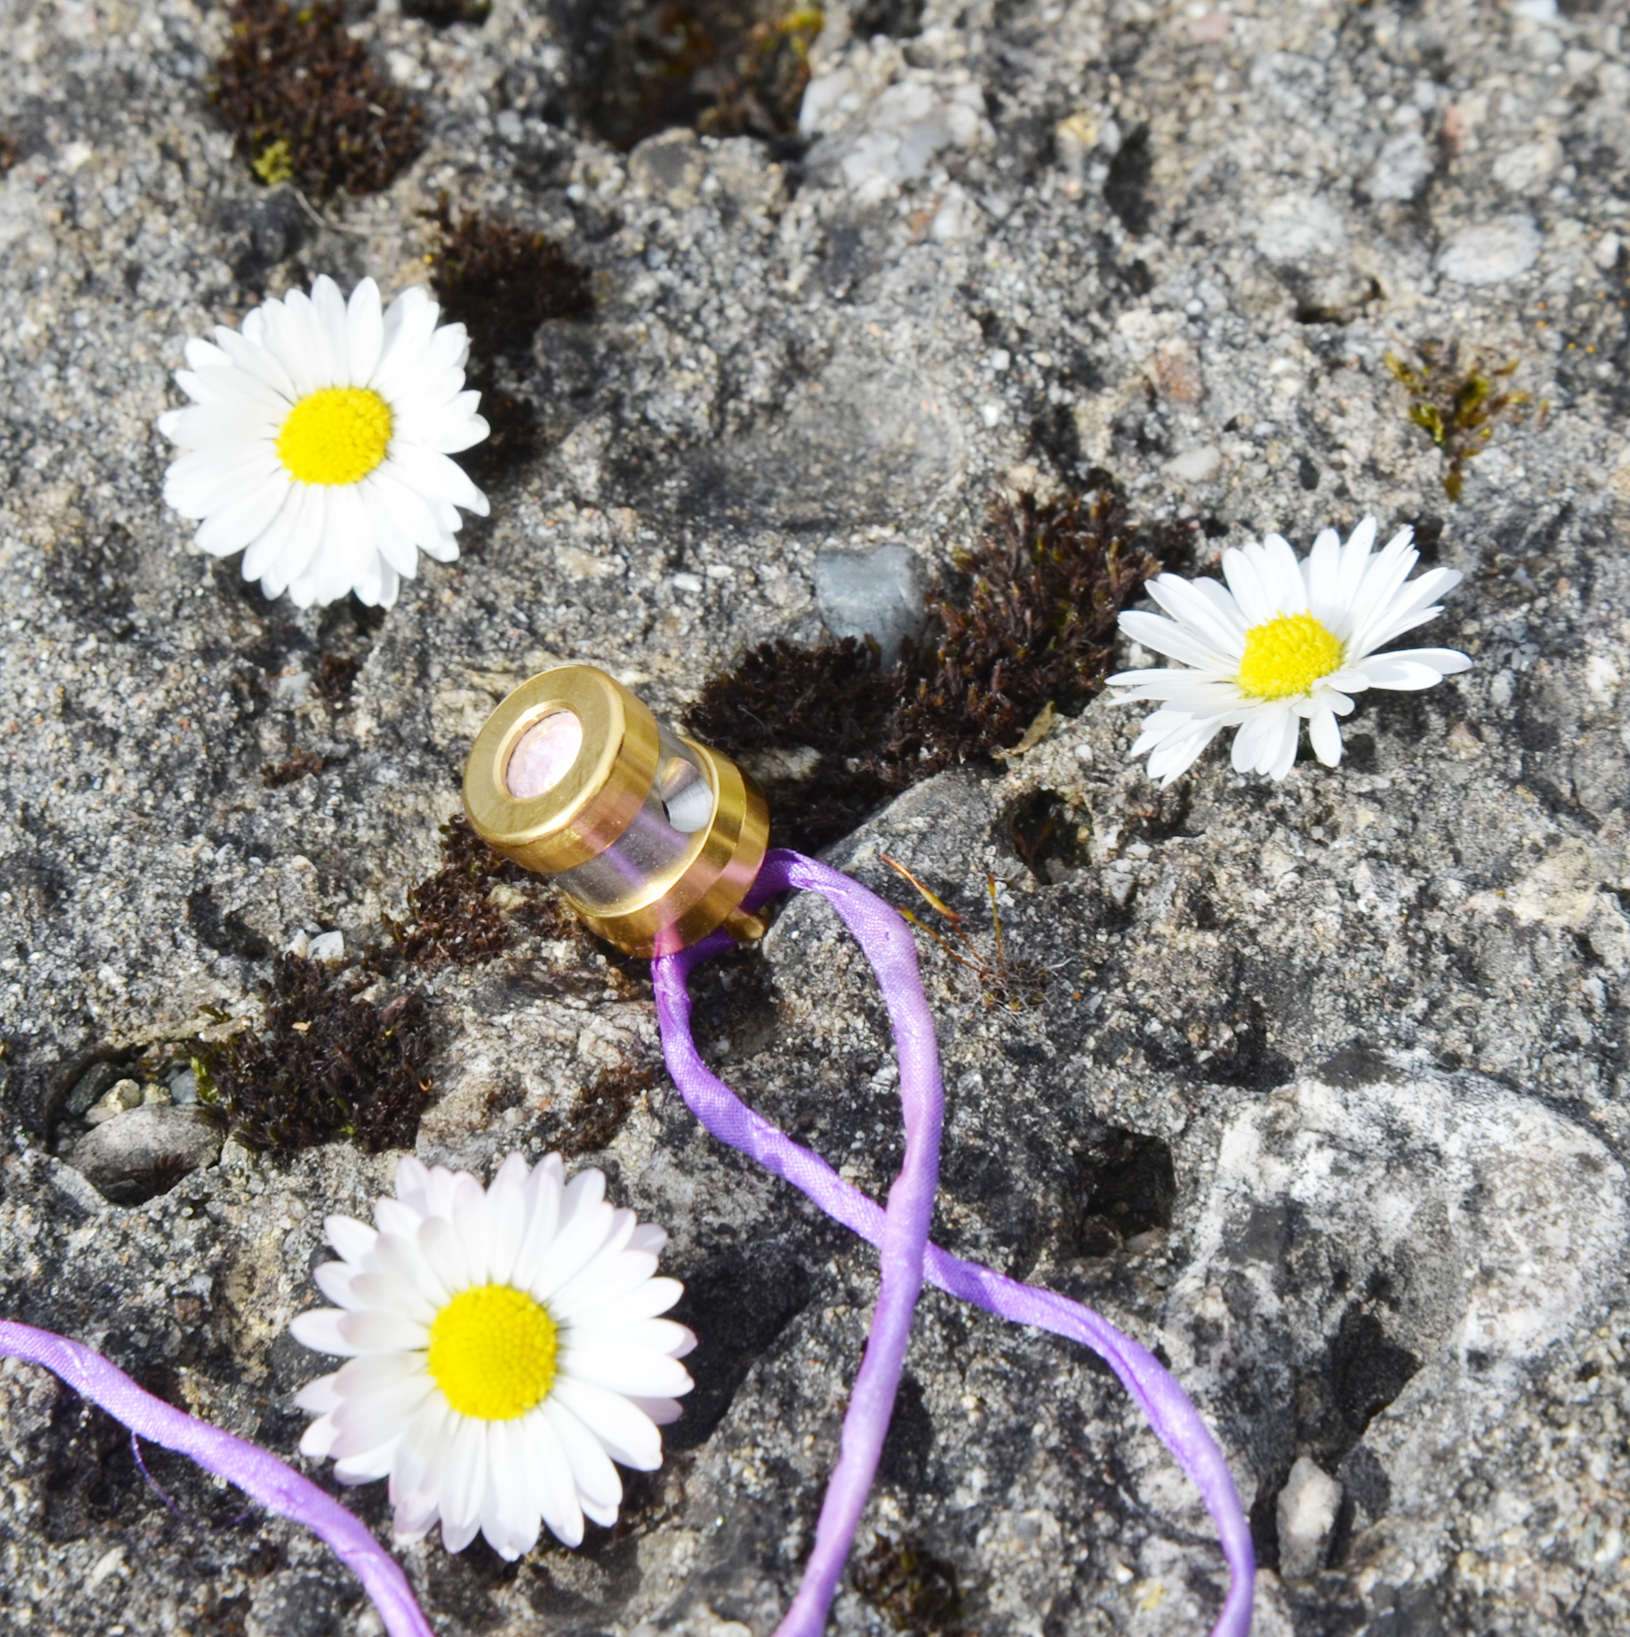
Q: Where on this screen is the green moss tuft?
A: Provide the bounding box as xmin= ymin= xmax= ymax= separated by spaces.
xmin=250 ymin=137 xmax=295 ymax=185
xmin=569 ymin=0 xmax=823 ymax=151
xmin=212 ymin=0 xmax=424 ymax=201
xmin=1385 ymin=342 xmax=1529 ymax=503
xmin=195 ymin=954 xmax=434 ymax=1155
xmin=854 ymin=1532 xmax=968 ymax=1635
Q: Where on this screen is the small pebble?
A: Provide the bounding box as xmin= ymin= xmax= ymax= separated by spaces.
xmin=1438 ymin=215 xmax=1542 ymax=284
xmin=65 ymin=1060 xmax=125 ymax=1118
xmin=814 ymin=541 xmax=927 ymax=663
xmin=84 ymin=1078 xmax=143 ymax=1127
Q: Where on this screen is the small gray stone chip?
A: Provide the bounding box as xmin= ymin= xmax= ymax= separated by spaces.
xmin=814 ymin=541 xmax=928 ymax=663
xmin=1437 ymin=215 xmax=1542 ymax=285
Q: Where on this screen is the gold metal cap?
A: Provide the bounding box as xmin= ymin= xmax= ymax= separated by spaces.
xmin=462 ymin=664 xmax=770 ymax=958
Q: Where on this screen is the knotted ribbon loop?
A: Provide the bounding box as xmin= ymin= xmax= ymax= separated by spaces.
xmin=652 ymin=847 xmax=1254 ymax=1637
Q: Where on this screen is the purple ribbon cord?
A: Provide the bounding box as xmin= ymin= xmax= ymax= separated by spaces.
xmin=652 ymin=847 xmax=1254 ymax=1637
xmin=0 ymin=1319 xmax=433 ymax=1637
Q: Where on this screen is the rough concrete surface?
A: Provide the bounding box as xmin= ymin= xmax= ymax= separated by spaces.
xmin=2 ymin=1 xmax=1629 ymax=1634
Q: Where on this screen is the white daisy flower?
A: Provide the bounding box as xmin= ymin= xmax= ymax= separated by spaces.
xmin=1108 ymin=518 xmax=1472 ymax=784
xmin=291 ymin=1152 xmax=695 ymax=1559
xmin=158 ymin=275 xmax=490 ymax=609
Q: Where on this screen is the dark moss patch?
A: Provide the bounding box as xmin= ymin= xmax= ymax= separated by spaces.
xmin=392 ymin=815 xmax=576 ymax=969
xmin=853 ymin=1532 xmax=968 ymax=1635
xmin=425 ymin=196 xmax=593 ymax=360
xmin=686 ymin=635 xmax=910 ymax=852
xmin=898 ymin=484 xmax=1173 ymax=764
xmin=690 ymin=480 xmax=1179 ymax=851
xmin=195 ymin=954 xmax=434 ymax=1155
xmin=557 ymin=1064 xmax=660 ymax=1157
xmin=212 ymin=0 xmax=425 ymax=202
xmin=561 ymin=0 xmax=823 ymax=152
xmin=1385 ymin=342 xmax=1529 ymax=502
xmin=261 ymin=747 xmax=326 ymax=787
xmin=687 ymin=635 xmax=900 ymax=760
xmin=422 ymin=196 xmax=593 ymax=486
xmin=402 ymin=0 xmax=491 ymax=23
xmin=312 ymin=651 xmax=362 ymax=707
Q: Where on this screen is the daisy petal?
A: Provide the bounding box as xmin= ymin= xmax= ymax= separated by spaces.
xmin=1220 ymin=545 xmax=1279 ymax=625
xmin=542 ymin=1400 xmax=623 ymax=1513
xmin=1309 ymin=709 xmax=1343 ymax=767
xmin=346 ymin=278 xmax=385 ymax=385
xmin=550 ymin=1378 xmax=663 ymax=1470
xmin=1266 ymin=712 xmax=1300 ymax=781
xmin=1355 ymin=650 xmax=1471 ymax=689
xmin=525 ymin=1412 xmax=586 ymax=1548
xmin=326 ymin=1214 xmax=378 ymax=1266
xmin=1118 ymin=609 xmax=1234 ymax=672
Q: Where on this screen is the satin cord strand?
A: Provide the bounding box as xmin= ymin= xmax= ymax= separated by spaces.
xmin=652 ymin=847 xmax=1255 ymax=1637
xmin=0 ymin=1318 xmax=434 ymax=1637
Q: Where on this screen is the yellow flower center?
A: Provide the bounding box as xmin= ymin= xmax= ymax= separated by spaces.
xmin=426 ymin=1285 xmax=558 ymax=1421
xmin=276 ymin=387 xmax=393 ymax=486
xmin=1236 ymin=611 xmax=1345 ymax=700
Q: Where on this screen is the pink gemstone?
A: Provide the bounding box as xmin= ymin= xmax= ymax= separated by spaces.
xmin=506 ymin=710 xmax=583 ymax=799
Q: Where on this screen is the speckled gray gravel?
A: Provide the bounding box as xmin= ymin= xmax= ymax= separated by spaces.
xmin=2 ymin=2 xmax=1629 ymax=1635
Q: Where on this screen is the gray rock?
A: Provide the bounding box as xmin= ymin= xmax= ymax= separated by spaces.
xmin=813 ymin=540 xmax=927 ymax=660
xmin=1438 ymin=214 xmax=1544 ymax=284
xmin=802 ymin=47 xmax=991 ymax=202
xmin=63 ymin=1059 xmax=125 ymax=1118
xmin=66 ymin=1106 xmax=225 ymax=1205
xmin=627 ymin=129 xmax=706 ymax=211
xmin=1167 ymin=1056 xmax=1627 ymax=1588
xmin=1254 ymin=194 xmax=1349 ymax=265
xmin=1369 ymin=130 xmax=1434 ymax=203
